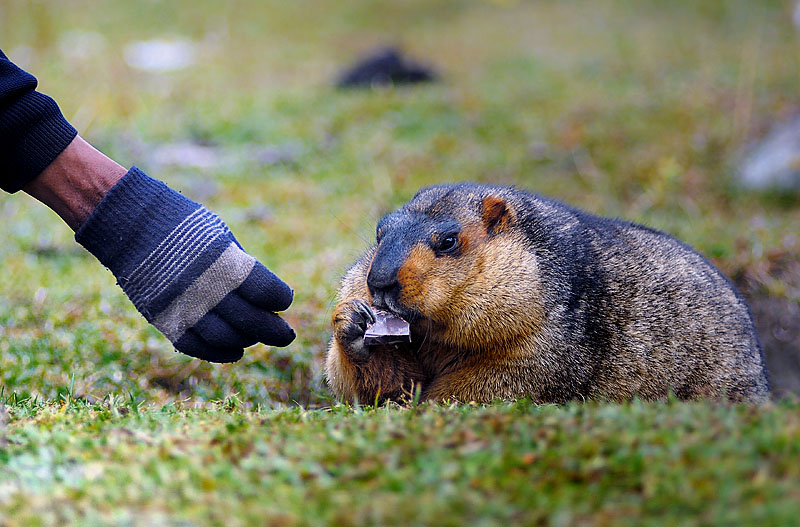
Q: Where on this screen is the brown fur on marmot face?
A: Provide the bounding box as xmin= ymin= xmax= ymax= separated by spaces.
xmin=326 ymin=183 xmax=770 ymax=404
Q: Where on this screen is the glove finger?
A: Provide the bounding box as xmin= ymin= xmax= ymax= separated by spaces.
xmin=173 ymin=328 xmax=244 ymax=363
xmin=255 ymin=311 xmax=295 ymax=347
xmin=215 ymin=293 xmax=296 ymax=347
xmin=238 ymin=261 xmax=294 ymax=312
xmin=192 ymin=311 xmax=257 ymax=350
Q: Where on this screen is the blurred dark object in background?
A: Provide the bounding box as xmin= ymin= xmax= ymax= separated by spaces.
xmin=336 ymin=47 xmax=437 ymax=88
xmin=750 ymin=296 xmax=800 ymax=399
xmin=734 ymin=244 xmax=800 ymax=400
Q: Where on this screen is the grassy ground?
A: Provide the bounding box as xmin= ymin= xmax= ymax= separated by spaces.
xmin=2 ymin=0 xmax=800 ymax=524
xmin=2 ymin=398 xmax=800 ymax=527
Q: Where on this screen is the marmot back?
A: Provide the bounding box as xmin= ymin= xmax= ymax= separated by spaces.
xmin=325 ymin=183 xmax=770 ymax=404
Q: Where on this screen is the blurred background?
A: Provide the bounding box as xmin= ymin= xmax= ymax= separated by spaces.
xmin=1 ymin=0 xmax=799 ymax=406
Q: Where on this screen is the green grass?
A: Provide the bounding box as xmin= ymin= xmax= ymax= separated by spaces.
xmin=2 ymin=0 xmax=800 ymax=524
xmin=2 ymin=398 xmax=800 ymax=527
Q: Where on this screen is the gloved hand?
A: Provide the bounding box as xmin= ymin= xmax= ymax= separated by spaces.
xmin=75 ymin=166 xmax=295 ymax=362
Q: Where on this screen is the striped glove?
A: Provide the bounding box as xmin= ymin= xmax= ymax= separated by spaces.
xmin=75 ymin=167 xmax=295 ymax=363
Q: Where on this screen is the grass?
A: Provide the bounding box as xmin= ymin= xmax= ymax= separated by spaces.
xmin=2 ymin=398 xmax=800 ymax=527
xmin=1 ymin=0 xmax=800 ymax=524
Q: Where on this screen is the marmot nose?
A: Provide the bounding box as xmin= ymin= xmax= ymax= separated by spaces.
xmin=367 ymin=265 xmax=400 ymax=306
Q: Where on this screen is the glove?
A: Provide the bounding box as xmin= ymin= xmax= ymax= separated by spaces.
xmin=75 ymin=166 xmax=295 ymax=362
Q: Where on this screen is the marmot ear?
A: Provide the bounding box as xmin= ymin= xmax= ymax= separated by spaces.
xmin=481 ymin=195 xmax=515 ymax=236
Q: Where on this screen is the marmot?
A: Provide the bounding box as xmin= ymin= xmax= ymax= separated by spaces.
xmin=325 ymin=183 xmax=770 ymax=404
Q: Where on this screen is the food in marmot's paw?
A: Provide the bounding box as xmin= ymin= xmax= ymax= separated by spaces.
xmin=364 ymin=309 xmax=411 ymax=346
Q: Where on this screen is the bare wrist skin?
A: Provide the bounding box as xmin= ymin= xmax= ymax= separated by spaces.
xmin=22 ymin=135 xmax=127 ymax=231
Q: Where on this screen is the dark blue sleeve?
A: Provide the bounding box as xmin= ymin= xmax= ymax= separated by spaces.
xmin=0 ymin=49 xmax=78 ymax=193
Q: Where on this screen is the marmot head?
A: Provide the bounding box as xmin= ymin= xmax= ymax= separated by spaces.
xmin=366 ymin=184 xmax=545 ymax=348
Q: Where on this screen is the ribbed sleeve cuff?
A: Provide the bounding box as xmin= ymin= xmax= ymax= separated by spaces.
xmin=0 ymin=91 xmax=77 ymax=193
xmin=75 ymin=166 xmax=202 ymax=277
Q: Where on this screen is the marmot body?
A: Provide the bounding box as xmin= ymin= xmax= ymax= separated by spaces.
xmin=326 ymin=183 xmax=770 ymax=404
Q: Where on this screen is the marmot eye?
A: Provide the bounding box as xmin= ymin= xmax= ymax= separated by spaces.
xmin=438 ymin=234 xmax=459 ymax=253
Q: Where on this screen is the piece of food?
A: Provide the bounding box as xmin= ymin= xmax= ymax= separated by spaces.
xmin=364 ymin=308 xmax=411 ymax=346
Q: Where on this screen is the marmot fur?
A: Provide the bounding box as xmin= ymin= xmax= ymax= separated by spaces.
xmin=325 ymin=183 xmax=770 ymax=404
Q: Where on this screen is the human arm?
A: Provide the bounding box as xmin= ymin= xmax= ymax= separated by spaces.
xmin=1 ymin=49 xmax=295 ymax=362
xmin=23 ymin=135 xmax=126 ymax=230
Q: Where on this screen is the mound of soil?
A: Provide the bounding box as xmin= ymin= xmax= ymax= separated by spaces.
xmin=733 ymin=244 xmax=800 ymax=400
xmin=336 ymin=47 xmax=437 ymax=88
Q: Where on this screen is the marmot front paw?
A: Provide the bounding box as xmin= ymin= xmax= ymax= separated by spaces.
xmin=332 ymin=299 xmax=375 ymax=361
